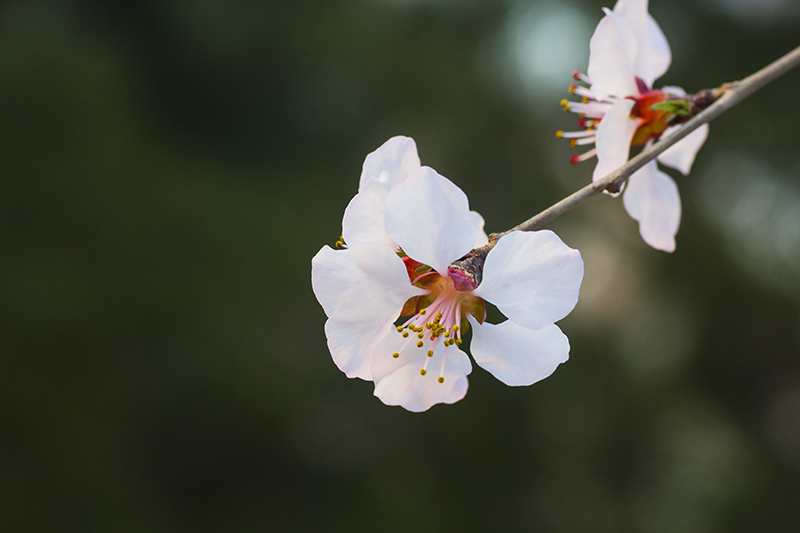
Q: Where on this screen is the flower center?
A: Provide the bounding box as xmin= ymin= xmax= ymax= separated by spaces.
xmin=628 ymin=86 xmax=669 ymax=146
xmin=558 ymin=73 xmax=673 ymax=163
xmin=392 ymin=257 xmax=486 ymax=383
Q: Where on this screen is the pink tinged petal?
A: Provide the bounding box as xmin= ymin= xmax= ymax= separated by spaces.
xmin=473 ymin=230 xmax=584 ymax=331
xmin=657 ymin=123 xmax=709 ymax=176
xmin=384 ymin=166 xmax=482 ymax=275
xmin=635 ymin=14 xmax=671 ymax=86
xmin=592 ymin=99 xmax=638 ymax=183
xmin=371 ymin=332 xmax=472 ymax=412
xmin=612 ymin=0 xmax=671 ymax=86
xmin=341 ymin=178 xmax=393 ymax=247
xmin=587 ymin=8 xmax=639 ymax=101
xmin=324 ymin=318 xmax=393 ymax=380
xmin=359 ymin=136 xmax=421 ymax=192
xmin=310 ymin=243 xmax=422 ymax=320
xmin=469 ymin=318 xmax=569 ymax=387
xmin=622 ymin=160 xmax=681 ymax=252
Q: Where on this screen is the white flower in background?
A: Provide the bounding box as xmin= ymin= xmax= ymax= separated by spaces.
xmin=558 ymin=0 xmax=709 ymax=252
xmin=312 ymin=155 xmax=584 ymax=412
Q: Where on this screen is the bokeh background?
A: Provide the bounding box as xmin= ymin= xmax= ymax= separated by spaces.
xmin=2 ymin=0 xmax=800 ymax=531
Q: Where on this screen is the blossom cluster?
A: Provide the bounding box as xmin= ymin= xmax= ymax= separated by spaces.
xmin=311 ymin=0 xmax=711 ymax=411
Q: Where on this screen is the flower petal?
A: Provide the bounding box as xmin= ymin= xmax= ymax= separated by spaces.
xmin=311 ymin=243 xmax=422 ymax=321
xmin=371 ymin=332 xmax=472 ymax=412
xmin=660 ymin=85 xmax=686 ymax=98
xmin=623 ymin=160 xmax=681 ymax=252
xmin=341 ymin=177 xmax=393 ymax=247
xmin=588 ymin=8 xmax=639 ymax=100
xmin=473 ymin=230 xmax=584 ymax=330
xmin=469 ymin=318 xmax=569 ymax=387
xmin=613 ymin=0 xmax=671 ymax=86
xmin=359 ymin=136 xmax=421 ymax=192
xmin=657 ymin=123 xmax=709 ymax=175
xmin=384 ymin=166 xmax=482 ymax=275
xmin=592 ymin=99 xmax=638 ymax=184
xmin=324 ymin=318 xmax=393 ymax=380
xmin=470 ymin=211 xmax=490 ymax=247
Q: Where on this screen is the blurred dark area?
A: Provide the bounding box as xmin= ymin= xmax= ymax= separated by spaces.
xmin=1 ymin=0 xmax=799 ymax=531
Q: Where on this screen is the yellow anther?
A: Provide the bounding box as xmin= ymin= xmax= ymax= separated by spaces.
xmin=420 ymin=369 xmax=427 ymax=376
xmin=427 ymin=350 xmax=433 ymax=357
xmin=452 ymin=325 xmax=459 ymax=332
xmin=402 ymin=331 xmax=409 ymax=338
xmin=396 ymin=326 xmax=403 ymax=333
xmin=417 ymin=332 xmax=424 ymax=339
xmin=416 ymin=341 xmax=424 ymax=348
xmin=444 ymin=330 xmax=450 ymax=337
xmin=560 ymin=99 xmax=569 ymax=107
xmin=437 ymin=377 xmax=445 ymax=383
xmin=555 ymin=130 xmax=563 ymax=138
xmin=419 ymin=308 xmax=426 ymax=315
xmin=569 ymin=139 xmax=577 ymax=147
xmin=456 ymin=338 xmax=463 ymax=345
xmin=569 ymin=85 xmax=576 ymax=94
xmin=582 ymin=96 xmax=589 ymax=104
xmin=392 ymin=352 xmax=400 ymax=358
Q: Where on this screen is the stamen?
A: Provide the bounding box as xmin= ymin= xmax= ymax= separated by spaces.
xmin=560 ymin=99 xmax=571 ymax=112
xmin=438 ymin=377 xmax=445 ymax=383
xmin=427 ymin=350 xmax=434 ymax=357
xmin=392 ymin=352 xmax=399 ymax=358
xmin=402 ymin=331 xmax=409 ymax=338
xmin=572 ymin=71 xmax=591 ymax=84
xmin=416 ymin=340 xmax=424 ymax=348
xmin=573 ymin=136 xmax=596 ymax=146
xmin=570 ymin=148 xmax=597 ymax=165
xmin=420 ymin=369 xmax=427 ymax=376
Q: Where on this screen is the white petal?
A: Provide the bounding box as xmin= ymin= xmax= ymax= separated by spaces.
xmin=311 ymin=243 xmax=422 ymax=321
xmin=474 ymin=230 xmax=584 ymax=330
xmin=657 ymin=123 xmax=709 ymax=175
xmin=341 ymin=178 xmax=393 ymax=247
xmin=660 ymin=85 xmax=686 ymax=98
xmin=613 ymin=0 xmax=671 ymax=86
xmin=592 ymin=99 xmax=638 ymax=183
xmin=324 ymin=318 xmax=393 ymax=380
xmin=470 ymin=211 xmax=490 ymax=247
xmin=371 ymin=332 xmax=472 ymax=412
xmin=623 ymin=160 xmax=681 ymax=252
xmin=359 ymin=136 xmax=421 ymax=192
xmin=588 ymin=8 xmax=639 ymax=101
xmin=384 ymin=166 xmax=482 ymax=275
xmin=469 ymin=318 xmax=569 ymax=387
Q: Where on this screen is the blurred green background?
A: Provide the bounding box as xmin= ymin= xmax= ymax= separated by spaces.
xmin=2 ymin=0 xmax=800 ymax=531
